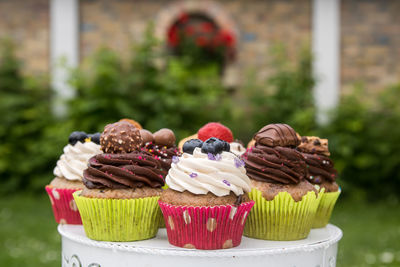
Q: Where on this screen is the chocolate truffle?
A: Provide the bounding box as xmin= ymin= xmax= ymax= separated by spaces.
xmin=100 ymin=121 xmax=142 ymax=153
xmin=119 ymin=118 xmax=142 ymax=129
xmin=153 ymin=128 xmax=176 ymax=147
xmin=254 ymin=123 xmax=300 ymax=147
xmin=139 ymin=129 xmax=154 ymax=144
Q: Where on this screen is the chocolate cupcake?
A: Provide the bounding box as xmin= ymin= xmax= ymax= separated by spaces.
xmin=242 ymin=123 xmax=320 ymax=240
xmin=73 ymin=121 xmax=164 ymax=241
xmin=297 ymin=136 xmax=340 ymax=228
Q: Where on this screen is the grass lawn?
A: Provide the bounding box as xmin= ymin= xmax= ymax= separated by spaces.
xmin=0 ymin=194 xmax=399 ymax=266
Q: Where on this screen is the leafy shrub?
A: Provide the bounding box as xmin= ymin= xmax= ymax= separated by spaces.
xmin=230 ymin=45 xmax=316 ymax=141
xmin=0 ymin=40 xmax=64 ymax=193
xmin=319 ymin=85 xmax=400 ymax=199
xmin=68 ymin=27 xmax=228 ymax=139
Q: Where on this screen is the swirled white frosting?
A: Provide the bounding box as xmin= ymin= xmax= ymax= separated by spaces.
xmin=53 ymin=141 xmax=102 ymax=181
xmin=230 ymin=142 xmax=246 ymax=156
xmin=166 ymin=147 xmax=251 ymax=196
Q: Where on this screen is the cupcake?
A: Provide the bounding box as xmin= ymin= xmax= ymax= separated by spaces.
xmin=73 ymin=121 xmax=165 ymax=241
xmin=159 ymin=138 xmax=254 ymax=250
xmin=45 ymin=131 xmax=101 ymax=224
xmin=297 ymin=136 xmax=340 ymax=228
xmin=242 ymin=123 xmax=320 ymax=240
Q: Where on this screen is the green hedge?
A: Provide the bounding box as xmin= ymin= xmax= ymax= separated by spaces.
xmin=1 ymin=31 xmax=400 ymax=199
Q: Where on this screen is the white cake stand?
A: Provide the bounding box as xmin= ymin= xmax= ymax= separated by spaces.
xmin=58 ymin=224 xmax=342 ymax=267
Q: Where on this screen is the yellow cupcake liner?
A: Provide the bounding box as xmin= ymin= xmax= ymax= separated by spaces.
xmin=73 ymin=191 xmax=162 ymax=241
xmin=312 ymin=190 xmax=340 ymax=228
xmin=158 ymin=184 xmax=169 ymax=228
xmin=244 ymin=188 xmax=320 ymax=241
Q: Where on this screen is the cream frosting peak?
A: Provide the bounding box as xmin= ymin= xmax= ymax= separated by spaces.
xmin=53 ymin=141 xmax=101 ymax=181
xmin=166 ymin=148 xmax=251 ymax=196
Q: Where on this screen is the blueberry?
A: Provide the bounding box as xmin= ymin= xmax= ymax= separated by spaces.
xmin=201 ymin=137 xmax=229 ymax=155
xmin=183 ymin=139 xmax=203 ymax=154
xmin=68 ymin=131 xmax=88 ymax=145
xmin=223 ymin=141 xmax=230 ymax=152
xmin=88 ymin=133 xmax=101 ymax=144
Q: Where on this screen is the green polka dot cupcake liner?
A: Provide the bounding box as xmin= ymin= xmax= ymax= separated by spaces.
xmin=244 ymin=189 xmax=320 ymax=241
xmin=73 ymin=191 xmax=162 ymax=242
xmin=158 ymin=200 xmax=254 ymax=250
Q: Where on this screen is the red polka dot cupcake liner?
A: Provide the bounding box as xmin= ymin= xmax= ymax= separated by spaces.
xmin=159 ymin=200 xmax=254 ymax=250
xmin=45 ymin=186 xmax=82 ymax=224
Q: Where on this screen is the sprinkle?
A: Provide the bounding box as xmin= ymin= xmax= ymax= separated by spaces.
xmin=85 ymin=137 xmax=91 ymax=142
xmin=309 ymin=176 xmax=314 ymax=180
xmin=215 ymin=154 xmax=222 ymax=161
xmin=189 ymin=173 xmax=198 ymax=178
xmin=159 ymin=175 xmax=163 ymax=178
xmin=223 ymin=180 xmax=231 ymax=186
xmin=138 ymin=156 xmax=142 ymax=160
xmin=208 ymin=153 xmax=216 ymax=160
xmin=172 ymin=156 xmax=179 ymax=164
xmin=234 ymin=157 xmax=245 ymax=168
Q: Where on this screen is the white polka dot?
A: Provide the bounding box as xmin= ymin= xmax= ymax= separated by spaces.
xmin=183 ymin=243 xmax=195 ymax=249
xmin=206 ymin=218 xmax=217 ymax=232
xmin=168 ymin=216 xmax=175 ymax=230
xmin=241 ymin=211 xmax=248 ymax=225
xmin=69 ymin=199 xmax=78 ymax=211
xmin=223 ymin=239 xmax=233 ymax=249
xmin=183 ymin=210 xmax=191 ymax=224
xmin=52 ymin=189 xmax=60 ymax=200
xmin=229 ymin=206 xmax=237 ymax=220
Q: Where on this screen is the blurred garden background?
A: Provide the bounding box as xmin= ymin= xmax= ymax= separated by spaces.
xmin=1 ymin=0 xmax=400 ymax=266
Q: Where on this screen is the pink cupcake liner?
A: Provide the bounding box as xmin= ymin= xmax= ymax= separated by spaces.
xmin=45 ymin=186 xmax=82 ymax=224
xmin=159 ymin=200 xmax=254 ymax=250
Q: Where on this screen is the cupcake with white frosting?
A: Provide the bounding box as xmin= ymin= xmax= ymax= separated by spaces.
xmin=159 ymin=138 xmax=254 ymax=250
xmin=45 ymin=131 xmax=101 ymax=224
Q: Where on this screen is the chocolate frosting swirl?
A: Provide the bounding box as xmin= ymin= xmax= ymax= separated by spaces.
xmin=243 ymin=144 xmax=307 ymax=184
xmin=301 ymin=152 xmax=338 ymax=184
xmin=254 ymin=123 xmax=300 ymax=147
xmin=83 ymin=152 xmax=166 ymax=189
xmin=141 ymin=142 xmax=181 ymax=171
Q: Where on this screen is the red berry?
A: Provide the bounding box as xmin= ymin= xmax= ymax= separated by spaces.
xmin=198 ymin=122 xmax=234 ymax=143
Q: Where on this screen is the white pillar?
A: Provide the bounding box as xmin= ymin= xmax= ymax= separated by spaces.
xmin=312 ymin=0 xmax=340 ymax=124
xmin=50 ymin=0 xmax=79 ymax=117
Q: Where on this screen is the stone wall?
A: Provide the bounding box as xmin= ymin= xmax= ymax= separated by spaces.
xmin=0 ymin=0 xmax=49 ymax=73
xmin=80 ymin=0 xmax=311 ymax=83
xmin=341 ymin=0 xmax=400 ymax=94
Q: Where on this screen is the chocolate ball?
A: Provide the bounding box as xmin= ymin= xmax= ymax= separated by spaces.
xmin=139 ymin=129 xmax=154 ymax=145
xmin=100 ymin=121 xmax=142 ymax=153
xmin=153 ymin=128 xmax=176 ymax=147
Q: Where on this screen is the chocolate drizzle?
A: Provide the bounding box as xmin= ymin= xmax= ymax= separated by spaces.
xmin=83 ymin=152 xmax=166 ymax=189
xmin=243 ymin=145 xmax=307 ymax=184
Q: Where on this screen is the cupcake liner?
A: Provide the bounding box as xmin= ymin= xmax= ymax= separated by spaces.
xmin=244 ymin=189 xmax=319 ymax=241
xmin=159 ymin=201 xmax=254 ymax=250
xmin=313 ymin=189 xmax=341 ymax=228
xmin=73 ymin=191 xmax=162 ymax=241
xmin=45 ymin=186 xmax=82 ymax=224
xmin=158 ymin=185 xmax=169 ymax=228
